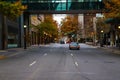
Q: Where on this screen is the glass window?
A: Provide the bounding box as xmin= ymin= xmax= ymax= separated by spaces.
xmin=6 ymin=0 xmax=103 ymax=11
xmin=78 ymin=0 xmax=84 ymax=2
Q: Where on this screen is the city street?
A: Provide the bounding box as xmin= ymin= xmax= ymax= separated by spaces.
xmin=0 ymin=43 xmax=120 ymax=80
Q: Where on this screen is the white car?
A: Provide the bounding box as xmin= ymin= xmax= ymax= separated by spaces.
xmin=69 ymin=42 xmax=80 ymax=50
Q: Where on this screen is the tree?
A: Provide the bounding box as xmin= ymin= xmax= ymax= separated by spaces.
xmin=41 ymin=19 xmax=58 ymax=43
xmin=103 ymin=0 xmax=120 ymax=18
xmin=61 ymin=15 xmax=79 ymax=39
xmin=103 ymin=0 xmax=120 ymax=46
xmin=96 ymin=17 xmax=110 ymax=40
xmin=39 ymin=22 xmax=58 ymax=37
xmin=0 ymin=1 xmax=27 ymax=19
xmin=31 ymin=15 xmax=59 ymax=44
xmin=41 ymin=15 xmax=58 ymax=39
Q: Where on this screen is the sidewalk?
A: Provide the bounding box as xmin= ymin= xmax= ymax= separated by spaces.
xmin=0 ymin=48 xmax=24 ymax=59
xmin=100 ymin=46 xmax=120 ymax=54
xmin=93 ymin=44 xmax=120 ymax=55
xmin=0 ymin=45 xmax=39 ymax=60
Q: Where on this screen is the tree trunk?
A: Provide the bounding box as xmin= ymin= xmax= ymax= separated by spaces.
xmin=110 ymin=25 xmax=115 ymax=47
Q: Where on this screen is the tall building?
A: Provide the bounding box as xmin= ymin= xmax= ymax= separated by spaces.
xmin=0 ymin=14 xmax=23 ymax=49
xmin=30 ymin=14 xmax=44 ymax=45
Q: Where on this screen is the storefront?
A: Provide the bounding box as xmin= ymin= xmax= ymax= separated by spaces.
xmin=7 ymin=19 xmax=21 ymax=48
xmin=7 ymin=25 xmax=18 ymax=48
xmin=0 ymin=14 xmax=22 ymax=49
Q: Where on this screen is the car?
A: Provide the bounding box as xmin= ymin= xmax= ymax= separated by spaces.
xmin=69 ymin=42 xmax=80 ymax=50
xmin=66 ymin=40 xmax=71 ymax=44
xmin=60 ymin=40 xmax=65 ymax=44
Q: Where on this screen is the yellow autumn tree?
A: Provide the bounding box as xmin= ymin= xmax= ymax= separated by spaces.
xmin=0 ymin=1 xmax=27 ymax=19
xmin=103 ymin=0 xmax=120 ymax=18
xmin=61 ymin=16 xmax=79 ymax=36
xmin=96 ymin=17 xmax=110 ymax=39
xmin=103 ymin=0 xmax=120 ymax=46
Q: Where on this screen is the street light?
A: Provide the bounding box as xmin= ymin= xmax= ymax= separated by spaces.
xmin=24 ymin=25 xmax=27 ymax=49
xmin=118 ymin=26 xmax=120 ymax=47
xmin=118 ymin=26 xmax=120 ymax=29
xmin=101 ymin=30 xmax=104 ymax=33
xmin=100 ymin=30 xmax=104 ymax=47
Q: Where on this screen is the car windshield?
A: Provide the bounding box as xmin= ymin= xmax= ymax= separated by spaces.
xmin=70 ymin=42 xmax=78 ymax=45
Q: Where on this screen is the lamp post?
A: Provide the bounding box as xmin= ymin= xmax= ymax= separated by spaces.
xmin=100 ymin=30 xmax=104 ymax=47
xmin=118 ymin=26 xmax=120 ymax=47
xmin=101 ymin=30 xmax=103 ymax=33
xmin=118 ymin=26 xmax=120 ymax=29
xmin=24 ymin=25 xmax=27 ymax=49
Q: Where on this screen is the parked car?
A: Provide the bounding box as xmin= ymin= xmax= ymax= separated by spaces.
xmin=69 ymin=42 xmax=80 ymax=50
xmin=66 ymin=40 xmax=71 ymax=44
xmin=60 ymin=40 xmax=65 ymax=44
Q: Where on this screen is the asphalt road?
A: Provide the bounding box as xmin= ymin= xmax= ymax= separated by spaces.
xmin=0 ymin=43 xmax=120 ymax=80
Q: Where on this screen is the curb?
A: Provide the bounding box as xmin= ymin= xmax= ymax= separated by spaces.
xmin=98 ymin=47 xmax=120 ymax=55
xmin=0 ymin=48 xmax=25 ymax=60
xmin=87 ymin=44 xmax=120 ymax=55
xmin=0 ymin=46 xmax=39 ymax=60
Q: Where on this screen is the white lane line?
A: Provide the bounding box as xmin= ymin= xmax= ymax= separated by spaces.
xmin=29 ymin=61 xmax=36 ymax=67
xmin=75 ymin=62 xmax=79 ymax=67
xmin=70 ymin=53 xmax=73 ymax=56
xmin=44 ymin=53 xmax=47 ymax=56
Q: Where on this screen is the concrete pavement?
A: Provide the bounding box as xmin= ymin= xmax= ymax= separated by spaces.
xmin=0 ymin=45 xmax=39 ymax=59
xmin=99 ymin=46 xmax=120 ymax=55
xmin=0 ymin=44 xmax=120 ymax=60
xmin=90 ymin=44 xmax=120 ymax=55
xmin=86 ymin=42 xmax=120 ymax=54
xmin=0 ymin=48 xmax=24 ymax=59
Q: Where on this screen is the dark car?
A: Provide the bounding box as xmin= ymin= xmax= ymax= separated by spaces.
xmin=60 ymin=40 xmax=65 ymax=44
xmin=69 ymin=42 xmax=80 ymax=50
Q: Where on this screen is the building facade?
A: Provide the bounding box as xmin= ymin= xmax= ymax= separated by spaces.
xmin=0 ymin=0 xmax=105 ymax=49
xmin=0 ymin=14 xmax=24 ymax=50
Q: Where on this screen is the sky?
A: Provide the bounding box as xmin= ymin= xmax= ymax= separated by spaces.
xmin=53 ymin=14 xmax=66 ymax=25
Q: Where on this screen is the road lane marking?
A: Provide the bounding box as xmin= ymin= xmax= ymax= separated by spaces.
xmin=29 ymin=61 xmax=36 ymax=67
xmin=71 ymin=53 xmax=73 ymax=56
xmin=43 ymin=53 xmax=47 ymax=56
xmin=82 ymin=72 xmax=95 ymax=74
xmin=75 ymin=62 xmax=78 ymax=67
